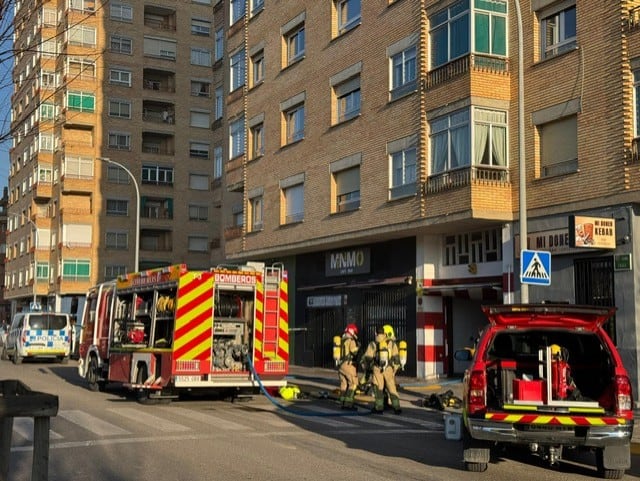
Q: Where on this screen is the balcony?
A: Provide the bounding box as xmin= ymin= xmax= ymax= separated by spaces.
xmin=224 ymin=225 xmax=243 ymax=241
xmin=225 ymin=156 xmax=244 ymax=192
xmin=143 ymin=68 xmax=176 ymax=94
xmin=33 ymin=181 xmax=53 ymax=200
xmin=142 ymin=100 xmax=174 ymax=125
xmin=143 ymin=6 xmax=176 ymax=32
xmin=142 ymin=132 xmax=174 ymax=156
xmin=140 ymin=229 xmax=173 ymax=252
xmin=424 ymin=165 xmax=512 ymax=222
xmin=425 ymin=54 xmax=509 ymax=90
xmin=60 ymin=174 xmax=93 ymax=194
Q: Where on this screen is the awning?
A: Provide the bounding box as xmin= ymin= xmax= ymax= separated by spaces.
xmin=297 ymin=276 xmax=412 ymax=291
xmin=422 ymin=282 xmax=502 ymax=301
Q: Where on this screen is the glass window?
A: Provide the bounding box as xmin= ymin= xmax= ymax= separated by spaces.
xmin=540 ymin=5 xmax=576 ymax=59
xmin=430 ymin=0 xmax=470 ymax=68
xmin=109 ymin=69 xmax=132 ymax=86
xmin=106 ymin=199 xmax=128 ymax=216
xmin=390 ymin=45 xmax=417 ymax=99
xmin=142 ymin=165 xmax=174 ymax=185
xmin=213 ymin=146 xmax=223 ymax=179
xmin=110 ymin=2 xmax=132 ymax=22
xmin=62 ymin=260 xmax=90 ymax=280
xmin=188 ymin=236 xmax=208 ymax=252
xmin=334 ymin=167 xmax=360 ymax=213
xmin=474 ymin=108 xmax=507 ymax=167
xmin=110 ymin=35 xmax=132 ymax=54
xmin=68 ymin=25 xmax=96 ymax=46
xmin=336 ymin=0 xmax=360 ymax=34
xmin=286 ymin=25 xmax=305 ymax=65
xmin=191 ymin=18 xmax=211 ymax=36
xmin=105 ymin=265 xmax=127 ymax=278
xmin=430 ymin=109 xmax=470 ymax=173
xmin=191 ymin=80 xmax=211 ymax=97
xmin=108 ymin=132 xmax=131 ymax=150
xmin=215 ymin=86 xmax=224 ymax=119
xmin=191 ymin=47 xmax=211 ymax=67
xmin=250 ymin=0 xmax=264 ymax=16
xmin=474 ymin=0 xmax=507 ymax=56
xmin=189 ymin=204 xmax=208 ymax=221
xmin=230 ymin=0 xmax=245 ymax=25
xmin=215 ymin=28 xmax=224 ymax=61
xmin=106 ymin=231 xmax=128 ymax=249
xmin=335 ymin=76 xmax=360 ymax=122
xmin=250 ymin=123 xmax=264 ymax=159
xmin=190 ymin=141 xmax=210 ymax=159
xmin=283 ymin=183 xmax=304 ymax=224
xmin=251 ymin=50 xmax=264 ymax=87
xmin=390 ymin=146 xmax=417 ymax=198
xmin=285 ymin=105 xmax=304 ymax=144
xmin=229 ymin=116 xmax=245 ymax=158
xmin=230 ymin=49 xmax=245 ymax=91
xmin=249 ymin=195 xmax=263 ymax=231
xmin=67 ymin=91 xmax=95 ymax=112
xmin=190 ymin=110 xmax=210 ymax=128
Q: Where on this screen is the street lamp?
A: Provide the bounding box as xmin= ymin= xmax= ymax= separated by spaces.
xmin=97 ymin=157 xmax=140 ymax=272
xmin=514 ymin=0 xmax=528 ymax=303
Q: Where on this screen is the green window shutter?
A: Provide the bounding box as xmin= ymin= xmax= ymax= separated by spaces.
xmin=68 ymin=93 xmax=81 ymax=110
xmin=63 ymin=261 xmax=76 ymax=276
xmin=81 ymin=94 xmax=95 ymax=111
xmin=475 ymin=13 xmax=489 ymax=54
xmin=78 ymin=261 xmax=90 ymax=276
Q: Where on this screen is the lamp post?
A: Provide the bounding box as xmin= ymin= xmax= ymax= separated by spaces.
xmin=97 ymin=157 xmax=140 ymax=272
xmin=514 ymin=0 xmax=528 ymax=303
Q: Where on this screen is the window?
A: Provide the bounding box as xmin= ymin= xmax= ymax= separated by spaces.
xmin=336 ymin=0 xmax=361 ymax=35
xmin=389 ymin=140 xmax=417 ymax=199
xmin=230 ymin=49 xmax=245 ymax=91
xmin=68 ymin=26 xmax=96 ymax=46
xmin=41 ymin=8 xmax=57 ymax=25
xmin=40 ymin=103 xmax=55 ymax=120
xmin=40 ymin=71 xmax=56 ymax=88
xmin=108 ymin=132 xmax=131 ymax=150
xmin=70 ymin=0 xmax=95 ymax=11
xmin=64 ymin=156 xmax=93 ymax=178
xmin=42 ymin=39 xmax=57 ymax=57
xmin=38 ymin=133 xmax=54 ymax=151
xmin=110 ymin=2 xmax=132 ymax=22
xmin=189 ymin=174 xmax=209 ymax=190
xmin=250 ymin=0 xmax=264 ymax=16
xmin=191 ymin=47 xmax=212 ymax=67
xmin=444 ymin=229 xmax=502 ymax=265
xmin=249 ymin=195 xmax=263 ymax=231
xmin=284 ymin=104 xmax=304 ymax=144
xmin=250 ymin=50 xmax=264 ymax=87
xmin=334 ymin=76 xmax=360 ymax=123
xmin=229 ymin=116 xmax=245 ymax=158
xmin=430 ymin=109 xmax=470 ymax=174
xmin=190 ymin=141 xmax=210 ymax=159
xmin=106 ymin=231 xmax=128 ymax=249
xmin=106 ymin=199 xmax=128 ymax=216
xmin=334 ymin=166 xmax=360 ymax=213
xmin=105 ymin=265 xmax=127 ymax=279
xmin=189 ymin=204 xmax=208 ymax=221
xmin=188 ymin=236 xmax=208 ymax=252
xmin=38 ymin=165 xmax=53 ymax=182
xmin=540 ymin=4 xmax=576 ymax=59
xmin=213 ymin=146 xmax=223 ymax=179
xmin=62 ymin=260 xmax=90 ymax=280
xmin=635 ymin=69 xmax=640 ymax=139
xmin=67 ymin=57 xmax=95 ymax=79
xmin=232 ymin=206 xmax=243 ymax=227
xmin=230 ymin=0 xmax=245 ymax=24
xmin=142 ymin=197 xmax=172 ymax=219
xmin=250 ymin=122 xmax=264 ymax=159
xmin=282 ymin=182 xmax=304 ymax=224
xmin=474 ymin=108 xmax=507 ymax=166
xmin=67 ymin=91 xmax=95 ymax=112
xmin=215 ymin=87 xmax=224 ymax=119
xmin=109 ymin=68 xmax=132 ymax=86
xmin=144 ymin=36 xmax=176 ymax=60
xmin=36 ymin=262 xmax=49 ymax=281
xmin=190 ymin=110 xmax=210 ymax=129
xmin=191 ymin=80 xmax=211 ymax=97
xmin=539 ymin=115 xmax=577 ymax=177
xmin=430 ymin=0 xmax=469 ymax=68
xmin=285 ymin=24 xmax=305 ymax=65
xmin=390 ymin=45 xmax=417 ymax=99
xmin=142 ymin=165 xmax=174 ymax=185
xmin=110 ymin=35 xmax=132 ymax=54
xmin=107 ymin=165 xmax=130 ymax=183
xmin=108 ymin=99 xmax=131 ymax=118
xmin=215 ymin=28 xmax=224 ymax=61
xmin=191 ymin=18 xmax=211 ymax=36
xmin=474 ymin=0 xmax=507 ymax=56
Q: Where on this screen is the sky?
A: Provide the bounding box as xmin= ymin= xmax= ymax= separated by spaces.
xmin=0 ymin=5 xmax=13 ymax=192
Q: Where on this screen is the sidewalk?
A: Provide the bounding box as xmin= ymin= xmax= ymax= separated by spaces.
xmin=286 ymin=365 xmax=640 ymax=454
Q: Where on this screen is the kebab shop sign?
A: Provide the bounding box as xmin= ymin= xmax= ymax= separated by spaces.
xmin=569 ymin=215 xmax=616 ymax=249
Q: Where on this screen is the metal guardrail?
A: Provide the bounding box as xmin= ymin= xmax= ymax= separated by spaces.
xmin=0 ymin=380 xmax=59 ymax=481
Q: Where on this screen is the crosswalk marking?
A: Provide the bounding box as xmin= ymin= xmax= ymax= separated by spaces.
xmin=108 ymin=407 xmax=191 ymax=432
xmin=157 ymin=406 xmax=251 ymax=431
xmin=57 ymin=410 xmax=130 ymax=436
xmin=13 ymin=418 xmax=63 ymax=441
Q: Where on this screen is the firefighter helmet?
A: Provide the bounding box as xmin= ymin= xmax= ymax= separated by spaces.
xmin=279 ymin=384 xmax=301 ymax=400
xmin=550 ymin=344 xmax=562 ymax=358
xmin=383 ymin=324 xmax=395 ymax=340
xmin=344 ymin=323 xmax=359 ymax=338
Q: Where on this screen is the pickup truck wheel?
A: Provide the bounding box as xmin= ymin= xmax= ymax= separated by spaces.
xmin=596 ymin=448 xmax=625 ymax=479
xmin=464 ymin=462 xmax=488 ymax=472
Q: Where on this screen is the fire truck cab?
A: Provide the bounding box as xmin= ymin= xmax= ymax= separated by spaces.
xmin=77 ymin=262 xmax=289 ymax=403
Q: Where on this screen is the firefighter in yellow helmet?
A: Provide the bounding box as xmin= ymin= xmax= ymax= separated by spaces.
xmin=362 ymin=324 xmax=402 ymax=414
xmin=337 ymin=323 xmax=360 ymax=410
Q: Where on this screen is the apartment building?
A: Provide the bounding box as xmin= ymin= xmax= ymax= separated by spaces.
xmin=7 ymin=0 xmax=222 ymax=315
xmin=219 ymin=0 xmax=640 ymax=395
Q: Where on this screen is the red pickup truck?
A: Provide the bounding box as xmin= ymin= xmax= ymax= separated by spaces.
xmin=457 ymin=304 xmax=634 ymax=479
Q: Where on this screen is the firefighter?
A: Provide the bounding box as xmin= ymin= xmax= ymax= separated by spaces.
xmin=362 ymin=324 xmax=402 ymax=414
xmin=550 ymin=343 xmax=580 ymax=400
xmin=337 ymin=323 xmax=360 ymax=410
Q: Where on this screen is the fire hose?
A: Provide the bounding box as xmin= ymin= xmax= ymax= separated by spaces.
xmin=246 ymin=357 xmax=371 ymax=417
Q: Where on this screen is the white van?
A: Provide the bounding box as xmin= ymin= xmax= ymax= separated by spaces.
xmin=1 ymin=312 xmax=71 ymax=364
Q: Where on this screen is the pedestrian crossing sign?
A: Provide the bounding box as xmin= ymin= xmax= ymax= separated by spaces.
xmin=520 ymin=250 xmax=551 ymax=286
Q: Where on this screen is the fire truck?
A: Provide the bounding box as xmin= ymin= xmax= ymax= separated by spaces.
xmin=77 ymin=262 xmax=289 ymax=403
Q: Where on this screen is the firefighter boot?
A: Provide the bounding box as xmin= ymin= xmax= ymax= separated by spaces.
xmin=338 ymin=390 xmax=346 ymax=406
xmin=342 ymin=389 xmax=357 ymax=411
xmin=390 ymin=394 xmax=402 ymax=415
xmin=372 ymin=386 xmax=385 ymax=414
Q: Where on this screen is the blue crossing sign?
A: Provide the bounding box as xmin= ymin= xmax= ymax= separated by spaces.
xmin=520 ymin=250 xmax=551 ymax=286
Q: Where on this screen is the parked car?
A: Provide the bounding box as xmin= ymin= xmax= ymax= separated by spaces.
xmin=456 ymin=304 xmax=634 ymax=479
xmin=2 ymin=311 xmax=71 ymax=364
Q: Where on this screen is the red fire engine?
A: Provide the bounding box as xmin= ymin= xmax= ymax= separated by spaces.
xmin=77 ymin=262 xmax=289 ymax=403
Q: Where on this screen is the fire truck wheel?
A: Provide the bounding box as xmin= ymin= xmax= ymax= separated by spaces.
xmin=87 ymin=356 xmax=101 ymax=392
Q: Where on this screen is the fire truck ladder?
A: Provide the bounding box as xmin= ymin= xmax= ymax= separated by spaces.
xmin=262 ymin=264 xmax=283 ymax=358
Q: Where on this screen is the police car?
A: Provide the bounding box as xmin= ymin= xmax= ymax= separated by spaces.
xmin=1 ymin=311 xmax=71 ymax=364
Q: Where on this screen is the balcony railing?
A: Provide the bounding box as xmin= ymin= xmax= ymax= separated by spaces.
xmin=425 ymin=165 xmax=510 ymax=194
xmin=425 ymin=54 xmax=509 ymax=89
